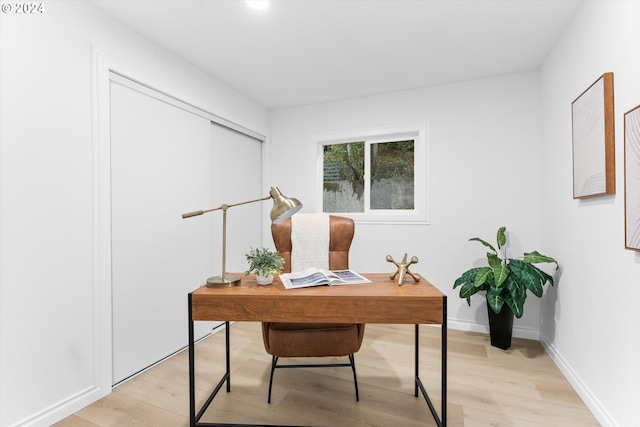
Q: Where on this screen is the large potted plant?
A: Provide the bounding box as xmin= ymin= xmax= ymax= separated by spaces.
xmin=453 ymin=226 xmax=559 ymax=349
xmin=244 ymin=247 xmax=285 ymax=285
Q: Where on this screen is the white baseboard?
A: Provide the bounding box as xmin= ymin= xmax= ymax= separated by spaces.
xmin=9 ymin=386 xmax=110 ymax=427
xmin=447 ymin=318 xmax=540 ymax=341
xmin=539 ymin=332 xmax=616 ymax=427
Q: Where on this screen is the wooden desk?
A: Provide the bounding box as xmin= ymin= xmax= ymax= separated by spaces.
xmin=188 ymin=273 xmax=447 ymax=426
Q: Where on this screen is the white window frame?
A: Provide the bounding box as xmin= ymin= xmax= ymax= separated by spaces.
xmin=308 ymin=122 xmax=430 ymax=224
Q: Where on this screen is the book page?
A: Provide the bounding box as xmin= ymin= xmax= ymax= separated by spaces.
xmin=280 ymin=267 xmax=329 ymax=289
xmin=280 ymin=268 xmax=371 ymax=289
xmin=327 ymin=269 xmax=372 ymax=285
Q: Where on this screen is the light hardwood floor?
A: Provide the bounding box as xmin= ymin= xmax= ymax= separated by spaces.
xmin=55 ymin=323 xmax=599 ymax=426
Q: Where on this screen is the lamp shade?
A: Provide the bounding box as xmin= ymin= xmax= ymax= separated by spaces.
xmin=269 ymin=187 xmax=303 ymax=223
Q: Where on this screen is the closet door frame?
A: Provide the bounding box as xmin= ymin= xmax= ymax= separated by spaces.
xmin=90 ymin=49 xmax=270 ymax=404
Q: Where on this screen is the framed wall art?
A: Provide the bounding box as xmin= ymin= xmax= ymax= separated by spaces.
xmin=571 ymin=72 xmax=615 ymax=199
xmin=625 ymin=104 xmax=640 ymax=251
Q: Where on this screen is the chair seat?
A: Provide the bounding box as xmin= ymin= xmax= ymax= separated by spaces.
xmin=263 ymin=322 xmax=363 ymax=358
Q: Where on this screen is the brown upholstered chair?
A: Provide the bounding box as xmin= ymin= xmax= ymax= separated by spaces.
xmin=262 ymin=215 xmax=366 ymax=403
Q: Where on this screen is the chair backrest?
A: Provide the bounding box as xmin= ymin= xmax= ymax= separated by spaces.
xmin=271 ymin=215 xmax=355 ymax=273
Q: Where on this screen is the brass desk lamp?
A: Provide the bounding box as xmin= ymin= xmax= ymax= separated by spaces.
xmin=182 ymin=187 xmax=302 ymax=288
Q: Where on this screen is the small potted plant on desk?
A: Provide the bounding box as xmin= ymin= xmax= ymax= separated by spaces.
xmin=453 ymin=226 xmax=559 ymax=349
xmin=244 ymin=247 xmax=285 ymax=285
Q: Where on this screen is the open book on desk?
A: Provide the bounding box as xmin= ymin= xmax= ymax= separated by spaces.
xmin=279 ymin=268 xmax=372 ymax=290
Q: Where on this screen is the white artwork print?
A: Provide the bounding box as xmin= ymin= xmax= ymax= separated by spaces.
xmin=625 ymin=107 xmax=640 ymax=250
xmin=572 ymin=78 xmax=606 ymax=198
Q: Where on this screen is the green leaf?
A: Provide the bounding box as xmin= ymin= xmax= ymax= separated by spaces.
xmin=506 ymin=275 xmax=526 ymax=303
xmin=486 ymin=290 xmax=504 ymax=313
xmin=459 ymin=281 xmax=480 ymax=304
xmin=496 ymin=226 xmax=506 ymax=250
xmin=453 ymin=268 xmax=481 ymax=289
xmin=487 ymin=253 xmax=502 ymax=269
xmin=474 ymin=267 xmax=492 ymax=287
xmin=523 ymin=251 xmax=559 ymax=270
xmin=509 ymin=259 xmax=553 ymax=297
xmin=505 ymin=275 xmax=526 ymax=318
xmin=504 ymin=292 xmax=525 ymax=318
xmin=469 ymin=237 xmax=497 ymax=255
xmin=493 ymin=264 xmax=510 ymax=288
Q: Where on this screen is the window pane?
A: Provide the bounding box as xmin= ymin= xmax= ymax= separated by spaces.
xmin=370 ymin=140 xmax=414 ymax=210
xmin=323 ymin=142 xmax=364 ymax=212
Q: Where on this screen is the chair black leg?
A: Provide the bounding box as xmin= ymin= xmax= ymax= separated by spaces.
xmin=268 ymin=355 xmax=278 ymax=404
xmin=349 ymin=354 xmax=359 ymax=401
xmin=268 ymin=354 xmax=360 ymax=403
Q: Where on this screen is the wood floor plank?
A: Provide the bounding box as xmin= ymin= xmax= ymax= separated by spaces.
xmin=67 ymin=392 xmax=186 ymax=427
xmin=51 ymin=415 xmax=101 ymax=427
xmin=53 ymin=323 xmax=598 ymax=426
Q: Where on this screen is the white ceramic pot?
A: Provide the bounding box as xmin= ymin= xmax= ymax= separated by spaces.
xmin=256 ymin=274 xmax=274 ymax=285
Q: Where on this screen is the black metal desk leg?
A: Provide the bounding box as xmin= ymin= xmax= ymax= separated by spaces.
xmin=442 ymin=296 xmax=447 ymax=427
xmin=188 ymin=293 xmax=196 ymax=427
xmin=415 ymin=307 xmax=447 ymax=427
xmin=188 ymin=308 xmax=233 ymax=426
xmin=415 ymin=324 xmax=419 ymax=397
xmin=225 ymin=321 xmax=231 ymax=392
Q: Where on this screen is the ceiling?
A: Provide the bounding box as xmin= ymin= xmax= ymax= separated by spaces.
xmin=89 ymin=0 xmax=583 ymax=110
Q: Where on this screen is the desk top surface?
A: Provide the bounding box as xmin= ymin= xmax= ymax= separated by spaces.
xmin=192 ymin=273 xmax=443 ymax=298
xmin=190 ymin=273 xmax=446 ymax=324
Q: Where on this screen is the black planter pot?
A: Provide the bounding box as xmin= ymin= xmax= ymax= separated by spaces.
xmin=487 ymin=301 xmax=514 ymax=350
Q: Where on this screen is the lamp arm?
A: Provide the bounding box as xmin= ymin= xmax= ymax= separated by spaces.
xmin=181 ymin=194 xmax=272 ymax=219
xmin=225 ymin=194 xmax=272 ymax=209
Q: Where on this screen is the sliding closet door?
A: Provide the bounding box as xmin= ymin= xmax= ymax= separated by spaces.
xmin=209 ymin=122 xmax=263 ymax=273
xmin=110 ymin=81 xmax=217 ymax=385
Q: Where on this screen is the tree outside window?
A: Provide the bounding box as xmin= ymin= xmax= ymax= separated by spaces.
xmin=323 ymin=139 xmax=415 ymax=213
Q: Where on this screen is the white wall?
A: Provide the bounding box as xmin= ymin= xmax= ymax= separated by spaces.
xmin=4 ymin=1 xmax=635 ymax=426
xmin=0 ymin=2 xmax=267 ymax=426
xmin=540 ymin=1 xmax=640 ymax=426
xmin=269 ymin=71 xmax=546 ymax=337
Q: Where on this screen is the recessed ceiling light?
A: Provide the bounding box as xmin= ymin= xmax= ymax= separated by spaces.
xmin=246 ymin=1 xmax=270 ymax=10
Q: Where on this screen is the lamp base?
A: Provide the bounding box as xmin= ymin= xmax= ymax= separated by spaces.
xmin=205 ymin=275 xmax=241 ymax=288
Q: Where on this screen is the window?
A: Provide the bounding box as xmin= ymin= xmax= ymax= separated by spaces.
xmin=309 ymin=123 xmax=429 ymax=224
